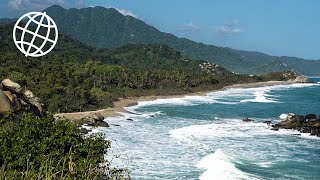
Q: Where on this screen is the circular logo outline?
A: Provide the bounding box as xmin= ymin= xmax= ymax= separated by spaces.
xmin=13 ymin=12 xmax=58 ymax=57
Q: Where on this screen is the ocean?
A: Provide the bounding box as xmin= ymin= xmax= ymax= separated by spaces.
xmin=91 ymin=79 xmax=320 ymax=179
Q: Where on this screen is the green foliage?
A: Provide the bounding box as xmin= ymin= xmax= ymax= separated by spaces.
xmin=0 ymin=113 xmax=129 ymax=179
xmin=0 ymin=23 xmax=293 ymax=113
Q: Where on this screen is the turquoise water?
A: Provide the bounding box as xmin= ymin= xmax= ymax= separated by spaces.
xmin=92 ymin=80 xmax=320 ymax=179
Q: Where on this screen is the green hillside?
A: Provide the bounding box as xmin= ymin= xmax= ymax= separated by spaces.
xmin=0 ymin=23 xmax=292 ymax=113
xmin=40 ymin=5 xmax=320 ymax=76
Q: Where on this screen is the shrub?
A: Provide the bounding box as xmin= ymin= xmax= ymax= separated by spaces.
xmin=0 ymin=113 xmax=129 ymax=179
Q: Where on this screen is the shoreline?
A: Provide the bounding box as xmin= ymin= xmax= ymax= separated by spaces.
xmin=55 ymin=80 xmax=294 ymax=121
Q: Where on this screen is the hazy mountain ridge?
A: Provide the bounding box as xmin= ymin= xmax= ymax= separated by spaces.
xmin=43 ymin=5 xmax=320 ymax=76
xmin=1 ymin=5 xmax=319 ymax=75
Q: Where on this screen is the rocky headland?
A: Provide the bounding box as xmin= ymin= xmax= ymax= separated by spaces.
xmin=0 ymin=79 xmax=46 ymax=117
xmin=272 ymin=113 xmax=320 ymax=137
xmin=0 ymin=79 xmax=108 ymax=127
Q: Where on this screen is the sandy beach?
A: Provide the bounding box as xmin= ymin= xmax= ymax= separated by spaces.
xmin=55 ymin=80 xmax=293 ymax=120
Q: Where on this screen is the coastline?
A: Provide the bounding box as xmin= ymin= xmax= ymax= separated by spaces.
xmin=55 ymin=80 xmax=293 ymax=121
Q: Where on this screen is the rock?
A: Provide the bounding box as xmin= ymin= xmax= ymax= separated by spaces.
xmin=311 ymin=123 xmax=320 ymax=136
xmin=273 ymin=112 xmax=320 ymax=137
xmin=1 ymin=79 xmax=23 ymax=94
xmin=111 ymin=124 xmax=121 ymax=127
xmin=4 ymin=91 xmax=22 ymax=110
xmin=305 ymin=114 xmax=317 ymax=121
xmin=126 ymin=118 xmax=134 ymax=121
xmin=80 ymin=112 xmax=109 ymax=127
xmin=0 ymin=90 xmax=13 ymax=113
xmin=150 ymin=115 xmax=155 ymax=118
xmin=285 ymin=114 xmax=305 ymax=123
xmin=95 ymin=121 xmax=110 ymax=127
xmin=288 ymin=76 xmax=310 ymax=83
xmin=23 ymin=90 xmax=46 ymax=116
xmin=291 ymin=134 xmax=301 ymax=136
xmin=299 ymin=127 xmax=311 ymax=133
xmin=0 ymin=79 xmax=47 ymax=117
xmin=271 ymin=127 xmax=279 ymax=131
xmin=263 ymin=120 xmax=272 ymax=125
xmin=78 ymin=114 xmax=109 ymax=127
xmin=80 ymin=128 xmax=91 ymax=134
xmin=242 ymin=118 xmax=254 ymax=122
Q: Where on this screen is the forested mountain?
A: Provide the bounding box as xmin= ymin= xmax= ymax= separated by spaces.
xmin=37 ymin=5 xmax=320 ymax=76
xmin=0 ymin=23 xmax=293 ymax=113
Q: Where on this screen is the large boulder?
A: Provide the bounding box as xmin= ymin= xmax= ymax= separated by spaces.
xmin=0 ymin=90 xmax=13 ymax=113
xmin=1 ymin=79 xmax=23 ymax=94
xmin=274 ymin=113 xmax=305 ymax=129
xmin=23 ymin=90 xmax=46 ymax=116
xmin=4 ymin=91 xmax=22 ymax=110
xmin=79 ymin=112 xmax=109 ymax=127
xmin=0 ymin=79 xmax=46 ymax=116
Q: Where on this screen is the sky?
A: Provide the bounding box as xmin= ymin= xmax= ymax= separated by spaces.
xmin=0 ymin=0 xmax=319 ymax=60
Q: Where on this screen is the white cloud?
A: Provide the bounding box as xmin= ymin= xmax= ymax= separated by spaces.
xmin=8 ymin=0 xmax=85 ymax=10
xmin=7 ymin=0 xmax=140 ymax=20
xmin=214 ymin=19 xmax=245 ymax=36
xmin=112 ymin=7 xmax=139 ymax=19
xmin=177 ymin=22 xmax=200 ymax=32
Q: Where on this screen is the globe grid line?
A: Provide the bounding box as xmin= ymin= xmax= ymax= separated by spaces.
xmin=26 ymin=13 xmax=46 ymax=55
xmin=13 ymin=12 xmax=58 ymax=57
xmin=26 ymin=14 xmax=56 ymax=28
xmin=15 ymin=26 xmax=56 ymax=44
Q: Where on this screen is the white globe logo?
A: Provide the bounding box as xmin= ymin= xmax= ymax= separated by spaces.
xmin=13 ymin=12 xmax=58 ymax=57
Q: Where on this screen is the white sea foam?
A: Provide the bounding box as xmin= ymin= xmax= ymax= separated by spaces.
xmin=279 ymin=113 xmax=288 ymax=120
xmin=125 ymin=83 xmax=319 ymax=111
xmin=134 ymin=98 xmax=195 ymax=108
xmin=169 ymin=119 xmax=272 ymax=141
xmin=170 ymin=117 xmax=320 ymax=142
xmin=256 ymin=161 xmax=274 ymax=168
xmin=240 ymin=91 xmax=276 ymax=103
xmin=197 ymin=149 xmax=256 ymax=180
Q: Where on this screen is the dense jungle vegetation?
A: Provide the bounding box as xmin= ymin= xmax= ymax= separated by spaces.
xmin=0 ymin=23 xmax=295 ymax=113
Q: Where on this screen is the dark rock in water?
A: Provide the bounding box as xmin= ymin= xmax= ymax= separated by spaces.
xmin=96 ymin=121 xmax=110 ymax=127
xmin=291 ymin=134 xmax=301 ymax=136
xmin=111 ymin=124 xmax=121 ymax=127
xmin=299 ymin=127 xmax=311 ymax=133
xmin=150 ymin=115 xmax=155 ymax=118
xmin=274 ymin=113 xmax=305 ymax=129
xmin=80 ymin=128 xmax=91 ymax=134
xmin=242 ymin=118 xmax=254 ymax=122
xmin=263 ymin=120 xmax=272 ymax=125
xmin=271 ymin=127 xmax=279 ymax=131
xmin=310 ymin=124 xmax=320 ymax=136
xmin=126 ymin=118 xmax=134 ymax=121
xmin=273 ymin=113 xmax=320 ymax=137
xmin=305 ymin=114 xmax=317 ymax=122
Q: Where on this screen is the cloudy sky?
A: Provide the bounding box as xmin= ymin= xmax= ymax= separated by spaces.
xmin=0 ymin=0 xmax=319 ymax=59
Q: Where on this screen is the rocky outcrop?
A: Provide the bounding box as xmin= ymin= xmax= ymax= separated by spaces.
xmin=0 ymin=90 xmax=12 ymax=113
xmin=0 ymin=79 xmax=46 ymax=116
xmin=0 ymin=79 xmax=23 ymax=94
xmin=288 ymin=76 xmax=311 ymax=83
xmin=75 ymin=112 xmax=109 ymax=127
xmin=273 ymin=113 xmax=320 ymax=137
xmin=243 ymin=117 xmax=254 ymax=122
